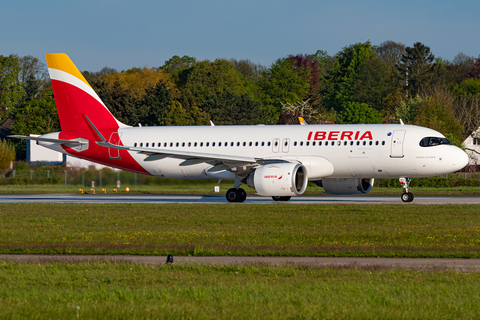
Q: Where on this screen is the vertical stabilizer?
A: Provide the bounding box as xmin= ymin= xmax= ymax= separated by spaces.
xmin=45 ymin=53 xmax=127 ymax=131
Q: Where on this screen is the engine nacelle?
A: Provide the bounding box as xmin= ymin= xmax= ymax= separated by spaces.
xmin=318 ymin=178 xmax=374 ymax=195
xmin=246 ymin=163 xmax=308 ymax=196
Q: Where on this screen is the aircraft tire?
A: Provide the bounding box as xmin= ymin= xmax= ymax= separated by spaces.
xmin=238 ymin=188 xmax=247 ymax=202
xmin=401 ymin=192 xmax=414 ymax=203
xmin=272 ymin=196 xmax=291 ymax=201
xmin=226 ymin=188 xmax=246 ymax=203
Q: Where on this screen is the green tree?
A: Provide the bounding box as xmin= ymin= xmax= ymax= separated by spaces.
xmin=175 ymin=59 xmax=246 ymax=107
xmin=453 ymin=77 xmax=480 ymax=97
xmin=140 ymin=80 xmax=209 ymax=126
xmin=397 ymin=42 xmax=437 ymax=97
xmin=258 ymin=57 xmax=311 ymax=120
xmin=200 ymin=91 xmax=272 ymax=125
xmin=395 ymin=95 xmax=424 ymax=124
xmin=18 ymin=55 xmax=49 ymax=101
xmin=91 ymin=77 xmax=142 ymax=126
xmin=161 ymin=55 xmax=197 ymax=74
xmin=354 ymin=52 xmax=401 ymax=114
xmin=0 ymin=55 xmax=24 ymax=118
xmin=322 ymin=41 xmax=374 ymax=112
xmin=10 ymin=99 xmax=60 ymax=159
xmin=336 ymin=102 xmax=382 ymax=124
xmin=0 ymin=139 xmax=15 ymax=173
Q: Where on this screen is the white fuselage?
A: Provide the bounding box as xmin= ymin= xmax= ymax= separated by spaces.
xmin=73 ymin=123 xmax=467 ymax=181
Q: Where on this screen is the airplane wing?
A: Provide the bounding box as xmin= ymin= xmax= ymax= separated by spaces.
xmin=81 ymin=115 xmax=287 ymax=172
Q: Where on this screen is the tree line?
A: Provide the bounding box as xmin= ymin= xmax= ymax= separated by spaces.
xmin=2 ymin=40 xmax=480 ymax=160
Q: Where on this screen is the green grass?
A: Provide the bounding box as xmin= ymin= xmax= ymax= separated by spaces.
xmin=0 ymin=261 xmax=479 ymax=319
xmin=1 ymin=203 xmax=480 ymax=257
xmin=1 ymin=182 xmax=480 ymax=195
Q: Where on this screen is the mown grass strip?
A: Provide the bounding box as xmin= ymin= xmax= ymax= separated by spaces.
xmin=1 ymin=203 xmax=480 ymax=257
xmin=0 ymin=261 xmax=479 ymax=319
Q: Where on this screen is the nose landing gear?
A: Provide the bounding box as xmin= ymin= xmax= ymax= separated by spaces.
xmin=399 ymin=177 xmax=414 ymax=202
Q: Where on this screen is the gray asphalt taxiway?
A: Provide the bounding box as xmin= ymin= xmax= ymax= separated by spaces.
xmin=1 ymin=254 xmax=480 ymax=271
xmin=0 ymin=193 xmax=479 ymax=204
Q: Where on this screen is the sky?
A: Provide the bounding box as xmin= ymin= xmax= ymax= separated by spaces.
xmin=2 ymin=0 xmax=480 ymax=72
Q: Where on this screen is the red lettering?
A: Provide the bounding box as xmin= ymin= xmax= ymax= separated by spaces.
xmin=328 ymin=131 xmax=339 ymax=140
xmin=359 ymin=131 xmax=373 ymax=140
xmin=307 ymin=132 xmax=312 ymax=140
xmin=354 ymin=131 xmax=360 ymax=140
xmin=314 ymin=131 xmax=326 ymax=140
xmin=340 ymin=131 xmax=353 ymax=140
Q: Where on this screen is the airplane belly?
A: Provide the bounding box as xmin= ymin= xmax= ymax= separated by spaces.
xmin=144 ymin=158 xmax=208 ymax=179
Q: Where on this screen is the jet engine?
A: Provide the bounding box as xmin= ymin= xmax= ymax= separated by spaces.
xmin=246 ymin=162 xmax=308 ymax=196
xmin=317 ymin=178 xmax=374 ymax=195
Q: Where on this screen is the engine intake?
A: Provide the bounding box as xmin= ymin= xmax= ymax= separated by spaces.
xmin=246 ymin=163 xmax=308 ymax=196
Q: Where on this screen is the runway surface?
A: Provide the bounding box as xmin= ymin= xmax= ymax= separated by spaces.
xmin=1 ymin=254 xmax=480 ymax=271
xmin=0 ymin=193 xmax=479 ymax=204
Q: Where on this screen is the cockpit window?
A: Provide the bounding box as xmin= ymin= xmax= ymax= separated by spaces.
xmin=419 ymin=137 xmax=451 ymax=147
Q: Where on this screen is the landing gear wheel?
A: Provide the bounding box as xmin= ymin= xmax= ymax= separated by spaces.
xmin=238 ymin=188 xmax=247 ymax=202
xmin=226 ymin=188 xmax=247 ymax=203
xmin=401 ymin=192 xmax=414 ymax=203
xmin=272 ymin=196 xmax=291 ymax=202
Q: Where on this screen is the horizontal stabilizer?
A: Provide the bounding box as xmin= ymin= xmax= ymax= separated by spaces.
xmin=8 ymin=135 xmax=88 ymax=145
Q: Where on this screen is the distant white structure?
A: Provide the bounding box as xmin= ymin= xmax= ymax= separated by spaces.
xmin=27 ymin=134 xmax=113 ymax=170
xmin=464 ymin=128 xmax=480 ymax=166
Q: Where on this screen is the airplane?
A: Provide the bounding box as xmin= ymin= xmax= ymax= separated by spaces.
xmin=9 ymin=53 xmax=469 ymax=203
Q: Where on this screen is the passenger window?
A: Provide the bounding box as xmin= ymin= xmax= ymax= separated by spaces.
xmin=231 ymin=142 xmax=234 ymax=146
xmin=249 ymin=142 xmax=252 ymax=146
xmin=134 ymin=143 xmax=137 ymax=147
xmin=325 ymin=141 xmax=328 ymax=146
xmin=319 ymin=141 xmax=322 ymax=146
xmin=200 ymin=142 xmax=203 ymax=147
xmin=356 ymin=141 xmax=360 ymax=146
xmin=262 ymin=142 xmax=265 ymax=146
xmin=375 ymin=141 xmax=379 ymax=146
xmin=140 ymin=143 xmax=143 ymax=147
xmin=313 ymin=141 xmax=316 ymax=146
xmin=294 ymin=141 xmax=297 ymax=146
xmin=212 ymin=142 xmax=215 ymax=147
xmin=284 ymin=141 xmax=288 ymax=146
xmin=369 ymin=141 xmax=372 ymax=146
xmin=382 ymin=141 xmax=385 ymax=145
xmin=243 ymin=142 xmax=246 ymax=146
xmin=188 ymin=142 xmax=191 ymax=147
xmin=146 ymin=143 xmax=149 ymax=147
xmin=255 ymin=142 xmax=258 ymax=146
xmin=275 ymin=141 xmax=278 ymax=147
xmin=182 ymin=142 xmax=185 ymax=147
xmin=207 ymin=142 xmax=210 ymax=147
xmin=350 ymin=141 xmax=354 ymax=146
xmin=306 ymin=141 xmax=310 ymax=146
xmin=300 ymin=141 xmax=303 ymax=146
xmin=164 ymin=142 xmax=167 ymax=147
xmin=268 ymin=141 xmax=271 ymax=146
xmin=337 ymin=141 xmax=341 ymax=146
xmin=344 ymin=141 xmax=347 ymax=146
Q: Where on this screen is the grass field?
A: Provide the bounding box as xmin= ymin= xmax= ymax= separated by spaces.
xmin=0 ymin=261 xmax=479 ymax=319
xmin=1 ymin=203 xmax=480 ymax=258
xmin=1 ymin=183 xmax=480 ymax=195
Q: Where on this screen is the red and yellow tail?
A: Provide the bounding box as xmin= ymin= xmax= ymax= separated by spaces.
xmin=45 ymin=53 xmax=126 ymax=132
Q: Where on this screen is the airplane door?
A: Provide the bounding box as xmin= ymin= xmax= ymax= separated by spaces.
xmin=272 ymin=138 xmax=280 ymax=153
xmin=390 ymin=130 xmax=405 ymax=158
xmin=109 ymin=132 xmax=122 ymax=159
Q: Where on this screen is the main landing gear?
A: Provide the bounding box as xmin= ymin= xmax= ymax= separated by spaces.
xmin=399 ymin=177 xmax=414 ymax=203
xmin=226 ymin=188 xmax=247 ymax=203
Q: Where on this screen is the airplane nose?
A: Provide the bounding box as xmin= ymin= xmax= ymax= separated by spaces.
xmin=452 ymin=147 xmax=469 ymax=171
